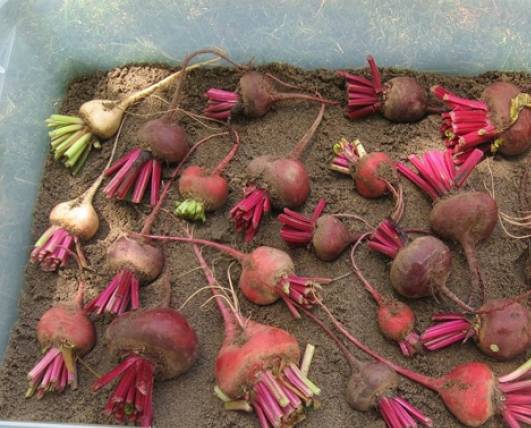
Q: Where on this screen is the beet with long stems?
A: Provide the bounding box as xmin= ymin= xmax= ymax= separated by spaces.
xmin=134 ymin=232 xmax=330 ymax=318
xmin=175 ymin=128 xmax=240 ymax=222
xmin=317 ymin=301 xmax=531 ymax=427
xmin=26 ymin=281 xmax=95 ymax=399
xmin=190 ymin=239 xmax=320 ymax=427
xmin=351 ymin=232 xmax=421 ymax=357
xmin=92 ymin=275 xmax=198 ymax=427
xmin=103 ymin=49 xmax=236 ymax=206
xmin=46 ymin=58 xmax=217 ymax=173
xmin=329 ymin=138 xmax=404 ymax=217
xmin=85 ymin=132 xmax=227 ymax=316
xmin=397 ymin=148 xmax=497 ymax=308
xmin=278 ymin=198 xmax=366 ymax=262
xmin=432 ymin=83 xmax=530 ymax=160
xmin=203 ymin=68 xmax=337 ymax=121
xmin=231 ymin=102 xmax=326 ymax=241
xmin=300 ymin=307 xmax=432 ymax=427
xmin=337 ymin=56 xmax=440 ymax=123
xmin=32 ymin=121 xmax=123 ymax=272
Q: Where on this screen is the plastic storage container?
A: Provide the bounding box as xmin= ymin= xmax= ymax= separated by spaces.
xmin=0 ymin=0 xmax=529 ymax=425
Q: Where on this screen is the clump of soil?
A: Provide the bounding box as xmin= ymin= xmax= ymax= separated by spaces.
xmin=0 ymin=62 xmax=528 ymax=427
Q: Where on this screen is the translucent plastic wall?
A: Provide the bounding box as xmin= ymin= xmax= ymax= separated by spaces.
xmin=0 ymin=0 xmax=530 ymax=359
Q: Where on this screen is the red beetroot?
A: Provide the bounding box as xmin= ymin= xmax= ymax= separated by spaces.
xmin=319 ymin=301 xmax=531 ymax=427
xmin=352 ymin=232 xmax=421 ymax=357
xmin=26 ymin=283 xmax=95 ymax=398
xmin=301 ymin=308 xmax=432 ymax=427
xmin=432 ymin=83 xmax=530 ymax=161
xmin=230 ymin=102 xmax=326 ymax=241
xmin=191 ymin=241 xmax=320 ymax=427
xmin=103 ymin=49 xmax=231 ymax=206
xmin=329 ymin=138 xmax=404 ymax=221
xmin=421 ymin=296 xmax=531 ymax=361
xmin=338 ymin=56 xmax=430 ymax=123
xmin=137 ymin=232 xmax=330 ymax=318
xmin=278 ymin=199 xmax=361 ymax=261
xmin=86 ymin=133 xmax=225 ymax=316
xmin=92 ymin=299 xmax=198 ymax=427
xmin=397 ymin=148 xmax=497 ymax=308
xmin=203 ymin=70 xmax=337 ymax=121
xmin=175 ymin=128 xmax=240 ymax=222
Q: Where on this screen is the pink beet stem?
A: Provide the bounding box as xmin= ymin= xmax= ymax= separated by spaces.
xmin=92 ymin=355 xmax=140 ymax=391
xmin=150 ymin=159 xmax=161 ymax=206
xmin=278 ymin=213 xmax=313 ymax=231
xmin=104 ymin=149 xmax=133 ymax=177
xmin=337 ymin=71 xmax=373 ymax=88
xmin=394 ymin=396 xmax=433 ymax=426
xmin=396 ymin=162 xmax=439 ymax=201
xmin=253 ymin=403 xmax=269 ymax=428
xmin=131 ymin=161 xmax=152 ymax=203
xmin=28 ymin=348 xmax=61 ymax=381
xmin=345 ymin=104 xmax=382 ymax=120
xmin=280 ymin=229 xmax=313 ymax=244
xmin=311 ymin=198 xmax=327 ymax=221
xmin=141 ymin=132 xmax=228 ymax=235
xmin=453 ymin=148 xmax=484 ymax=187
xmin=103 ymin=149 xmax=144 ymax=198
xmin=288 ymin=102 xmax=326 ymax=160
xmin=211 ymin=128 xmax=240 ymax=176
xmin=351 ymin=233 xmax=385 ymax=305
xmin=366 ymin=56 xmax=383 ymax=93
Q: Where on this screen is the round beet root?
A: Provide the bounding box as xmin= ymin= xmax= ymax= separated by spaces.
xmin=105 ymin=307 xmax=198 ymax=380
xmin=313 ymin=215 xmax=355 ymax=261
xmin=354 ymin=152 xmax=395 ymax=198
xmin=139 ymin=118 xmax=189 ymax=163
xmin=390 ymin=236 xmax=452 ymax=298
xmin=38 ymin=303 xmax=95 ymax=357
xmin=430 ymin=191 xmax=498 ymax=247
xmin=239 ymin=246 xmax=295 ymax=305
xmin=106 ymin=235 xmax=164 ymax=283
xmin=178 ymin=165 xmax=229 ymax=211
xmin=475 ymin=299 xmax=531 ymax=360
xmin=377 ymin=300 xmax=416 ymax=343
xmin=482 ymin=82 xmax=531 ymax=156
xmin=247 ymin=155 xmax=310 ymax=209
xmin=346 ymin=362 xmax=399 ymax=412
xmin=381 ymin=77 xmax=428 ymax=123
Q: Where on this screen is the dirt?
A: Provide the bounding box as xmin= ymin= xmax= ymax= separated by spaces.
xmin=0 ymin=62 xmax=529 ymax=428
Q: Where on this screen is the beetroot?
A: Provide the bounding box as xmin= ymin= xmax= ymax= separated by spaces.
xmin=203 ymin=70 xmax=337 ymax=120
xmin=230 ymin=102 xmax=326 ymax=241
xmin=93 ymin=302 xmax=198 ymax=427
xmin=31 ymin=128 xmax=124 ymax=271
xmin=103 ymin=49 xmax=230 ymax=206
xmin=301 ymin=307 xmax=431 ymax=426
xmin=26 ymin=283 xmax=95 ymax=398
xmin=352 ymin=232 xmax=421 ymax=357
xmin=86 ymin=132 xmax=224 ymax=316
xmin=329 ymin=138 xmax=404 ymax=221
xmin=397 ymin=148 xmax=497 ymax=308
xmin=137 ymin=233 xmax=330 ymax=318
xmin=175 ymin=128 xmax=240 ymax=222
xmin=338 ymin=56 xmax=430 ymax=123
xmin=278 ymin=199 xmax=361 ymax=261
xmin=191 ymin=240 xmax=320 ymax=427
xmin=432 ymin=83 xmax=530 ymax=160
xmin=421 ymin=296 xmax=531 ymax=361
xmin=319 ymin=301 xmax=531 ymax=427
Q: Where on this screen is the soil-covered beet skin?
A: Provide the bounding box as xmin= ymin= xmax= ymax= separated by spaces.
xmin=390 ymin=236 xmax=452 ymax=298
xmin=346 ymin=362 xmax=399 ymax=412
xmin=106 ymin=235 xmax=164 ymax=283
xmin=382 ymin=77 xmax=428 ymax=123
xmin=430 ymin=191 xmax=498 ymax=246
xmin=178 ymin=165 xmax=229 ymax=211
xmin=483 ymin=82 xmax=531 ymax=156
xmin=247 ymin=155 xmax=310 ymax=209
xmin=215 ymin=318 xmax=300 ymax=398
xmin=354 ymin=152 xmax=395 ymax=198
xmin=105 ymin=308 xmax=198 ymax=380
xmin=475 ymin=298 xmax=531 ymax=360
xmin=37 ymin=304 xmax=95 ymax=356
xmin=312 ymin=215 xmax=354 ymax=261
xmin=239 ymin=246 xmax=295 ymax=305
xmin=139 ymin=118 xmax=189 ymax=163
